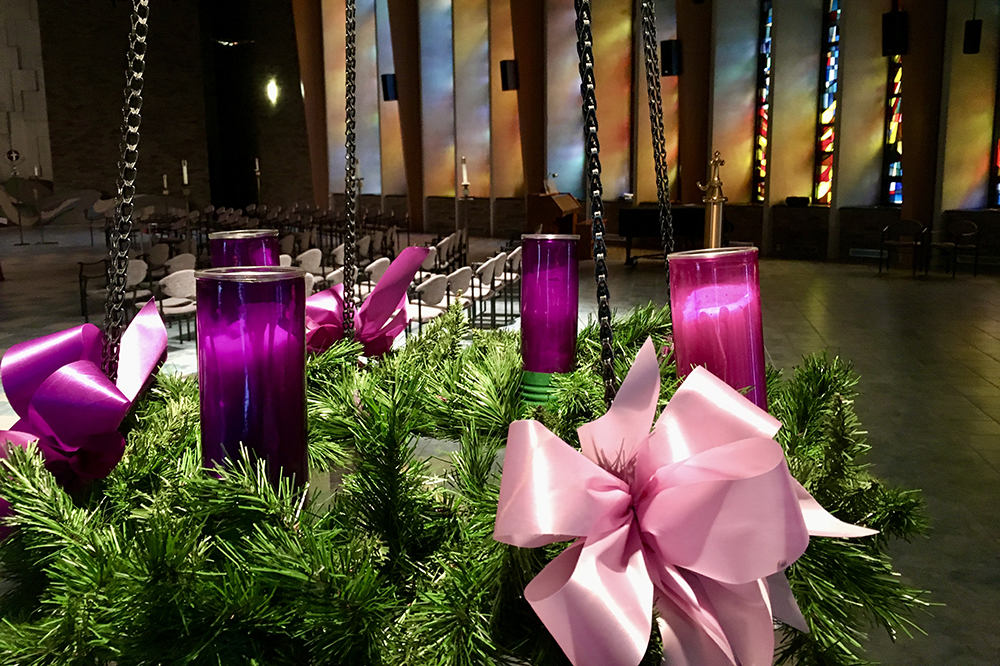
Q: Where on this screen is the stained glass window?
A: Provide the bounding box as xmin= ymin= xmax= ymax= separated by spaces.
xmin=990 ymin=58 xmax=1000 ymax=206
xmin=752 ymin=0 xmax=773 ymax=203
xmin=813 ymin=0 xmax=840 ymax=204
xmin=882 ymin=55 xmax=903 ymax=206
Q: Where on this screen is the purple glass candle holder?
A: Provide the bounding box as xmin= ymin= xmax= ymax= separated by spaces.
xmin=209 ymin=229 xmax=280 ymax=268
xmin=196 ymin=266 xmax=308 ymax=487
xmin=520 ymin=234 xmax=579 ymax=403
xmin=667 ymin=247 xmax=767 ymax=410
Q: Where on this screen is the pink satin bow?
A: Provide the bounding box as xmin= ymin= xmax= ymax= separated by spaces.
xmin=306 ymin=246 xmax=431 ymax=357
xmin=0 ymin=299 xmax=168 ymax=489
xmin=494 ymin=339 xmax=876 ymax=666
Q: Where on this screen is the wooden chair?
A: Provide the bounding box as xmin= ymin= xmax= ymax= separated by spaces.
xmin=879 ymin=218 xmax=927 ymax=275
xmin=926 ymin=219 xmax=978 ymax=277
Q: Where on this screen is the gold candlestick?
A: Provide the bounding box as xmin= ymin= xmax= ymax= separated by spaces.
xmin=698 ymin=151 xmax=727 ymax=249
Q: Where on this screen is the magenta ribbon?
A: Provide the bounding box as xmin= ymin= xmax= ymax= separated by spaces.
xmin=0 ymin=299 xmax=168 ymax=489
xmin=494 ymin=339 xmax=876 ymax=666
xmin=306 ymin=246 xmax=431 ymax=357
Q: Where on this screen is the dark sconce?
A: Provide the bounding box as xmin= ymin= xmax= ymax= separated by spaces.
xmin=661 ymin=39 xmax=682 ymax=77
xmin=500 ymin=59 xmax=519 ymax=91
xmin=381 ymin=73 xmax=398 ymax=101
xmin=964 ymin=19 xmax=982 ymax=54
xmin=965 ymin=0 xmax=982 ymax=54
xmin=882 ymin=1 xmax=909 ymax=56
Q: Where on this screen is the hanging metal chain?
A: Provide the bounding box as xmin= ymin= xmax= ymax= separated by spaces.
xmin=640 ymin=0 xmax=674 ymax=281
xmin=574 ymin=0 xmax=617 ymax=406
xmin=103 ymin=0 xmax=150 ymax=381
xmin=342 ymin=0 xmax=358 ymax=342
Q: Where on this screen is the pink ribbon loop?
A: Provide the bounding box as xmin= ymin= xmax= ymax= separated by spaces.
xmin=306 ymin=246 xmax=431 ymax=357
xmin=494 ymin=338 xmax=877 ymax=666
xmin=1 ymin=299 xmax=168 ymax=486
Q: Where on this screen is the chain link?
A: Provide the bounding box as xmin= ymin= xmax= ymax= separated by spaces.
xmin=342 ymin=0 xmax=358 ymax=342
xmin=574 ymin=0 xmax=617 ymax=407
xmin=103 ymin=0 xmax=149 ymax=381
xmin=640 ymin=0 xmax=674 ymax=281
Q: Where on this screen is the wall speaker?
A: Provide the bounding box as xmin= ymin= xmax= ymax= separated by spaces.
xmin=882 ymin=11 xmax=909 ymax=56
xmin=660 ymin=39 xmax=682 ymax=77
xmin=381 ymin=73 xmax=398 ymax=101
xmin=786 ymin=196 xmax=810 ymax=208
xmin=964 ymin=19 xmax=982 ymax=54
xmin=500 ymin=59 xmax=519 ymax=91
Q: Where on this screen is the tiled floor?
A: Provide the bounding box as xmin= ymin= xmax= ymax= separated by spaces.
xmin=2 ymin=225 xmax=999 ymax=663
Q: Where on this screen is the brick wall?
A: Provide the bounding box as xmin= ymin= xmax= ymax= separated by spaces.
xmin=0 ymin=0 xmax=51 ymax=183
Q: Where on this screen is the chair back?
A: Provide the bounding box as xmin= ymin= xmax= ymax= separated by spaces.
xmin=447 ymin=266 xmax=473 ymax=295
xmin=159 ymin=269 xmax=196 ymax=299
xmin=279 ymin=254 xmax=293 ymax=267
xmin=507 ymin=246 xmax=522 ymax=273
xmin=492 ymin=252 xmax=508 ymax=281
xmin=359 ymin=235 xmax=371 ymax=257
xmin=421 ymin=246 xmax=438 ymax=270
xmin=331 ymin=243 xmax=345 ymax=267
xmin=147 ymin=243 xmax=170 ymax=269
xmin=280 ymin=234 xmax=296 ymax=255
xmin=165 ymin=253 xmax=196 ymax=273
xmin=126 ymin=259 xmax=148 ymax=288
xmin=885 ymin=218 xmax=925 ymax=241
xmin=296 ymin=248 xmax=323 ymax=273
xmin=326 ymin=267 xmax=345 ymax=285
xmin=304 ymin=273 xmax=315 ymax=295
xmin=365 ymin=257 xmax=391 ymax=283
xmin=414 ymin=274 xmax=448 ymax=306
xmin=947 ymin=219 xmax=978 ymax=242
xmin=476 ymin=256 xmax=497 ymax=286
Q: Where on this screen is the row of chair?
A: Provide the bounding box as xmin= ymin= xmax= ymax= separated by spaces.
xmin=879 ymin=218 xmax=979 ymax=277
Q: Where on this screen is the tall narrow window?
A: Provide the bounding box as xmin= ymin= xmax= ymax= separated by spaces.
xmin=882 ymin=55 xmax=903 ymax=205
xmin=813 ymin=0 xmax=841 ymax=204
xmin=752 ymin=0 xmax=773 ymax=203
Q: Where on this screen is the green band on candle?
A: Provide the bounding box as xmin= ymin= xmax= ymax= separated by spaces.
xmin=522 ymin=371 xmax=556 ymax=406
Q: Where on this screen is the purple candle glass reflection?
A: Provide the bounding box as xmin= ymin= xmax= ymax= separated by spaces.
xmin=668 ymin=247 xmax=767 ymax=410
xmin=521 ymin=234 xmax=579 ymax=374
xmin=209 ymin=229 xmax=280 ymax=268
xmin=196 ymin=266 xmax=308 ymax=487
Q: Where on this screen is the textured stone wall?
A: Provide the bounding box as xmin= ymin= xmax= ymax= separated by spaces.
xmin=0 ymin=0 xmax=51 ymax=183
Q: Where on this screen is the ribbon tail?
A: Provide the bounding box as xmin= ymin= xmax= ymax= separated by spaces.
xmin=655 ymin=594 xmax=736 ymax=666
xmin=766 ymin=571 xmax=809 ymax=633
xmin=698 ymin=578 xmax=777 ymax=666
xmin=360 ymin=297 xmax=408 ymax=357
xmin=526 ymin=524 xmax=653 ymax=666
xmin=791 ymin=478 xmax=878 ymax=538
xmin=115 ymin=299 xmax=168 ymax=402
xmin=357 ymin=246 xmax=430 ymax=331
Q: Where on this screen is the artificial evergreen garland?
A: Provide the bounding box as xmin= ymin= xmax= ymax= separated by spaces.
xmin=0 ymin=305 xmax=929 ymax=665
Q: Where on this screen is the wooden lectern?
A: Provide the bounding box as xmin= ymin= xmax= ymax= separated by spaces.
xmin=526 ymin=193 xmax=582 ymax=235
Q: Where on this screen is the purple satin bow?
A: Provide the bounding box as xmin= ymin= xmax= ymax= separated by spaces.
xmin=0 ymin=299 xmax=168 ymax=490
xmin=494 ymin=339 xmax=876 ymax=666
xmin=306 ymin=246 xmax=431 ymax=357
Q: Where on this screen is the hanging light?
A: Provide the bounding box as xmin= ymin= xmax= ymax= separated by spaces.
xmin=266 ymin=78 xmax=279 ymax=105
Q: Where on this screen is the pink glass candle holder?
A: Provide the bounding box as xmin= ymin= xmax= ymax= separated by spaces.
xmin=196 ymin=266 xmax=308 ymax=487
xmin=209 ymin=229 xmax=280 ymax=267
xmin=520 ymin=234 xmax=579 ymax=403
xmin=667 ymin=247 xmax=767 ymax=410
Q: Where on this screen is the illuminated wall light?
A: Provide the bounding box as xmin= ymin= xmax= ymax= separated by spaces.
xmin=267 ymin=78 xmax=279 ymax=106
xmin=751 ymin=0 xmax=773 ymax=203
xmin=300 ymin=80 xmax=306 ymax=99
xmin=813 ymin=0 xmax=841 ymax=205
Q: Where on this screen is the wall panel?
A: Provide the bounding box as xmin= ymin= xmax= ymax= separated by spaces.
xmin=591 ymin=0 xmax=633 ymax=199
xmin=322 ymin=0 xmax=347 ymax=196
xmin=546 ymin=0 xmax=584 ymax=199
xmin=453 ymin=0 xmax=491 ymax=198
xmin=375 ymin=0 xmax=406 ymax=195
xmin=489 ymin=0 xmax=524 ymax=198
xmin=635 ymin=0 xmax=678 ymax=204
xmin=420 ymin=0 xmax=456 ymax=197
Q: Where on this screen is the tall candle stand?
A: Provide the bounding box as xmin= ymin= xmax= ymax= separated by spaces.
xmin=698 ymin=151 xmax=727 ymax=249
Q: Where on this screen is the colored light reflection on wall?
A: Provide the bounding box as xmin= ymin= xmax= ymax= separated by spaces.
xmin=813 ymin=0 xmax=840 ymax=204
xmin=454 ymin=0 xmax=491 ymax=199
xmin=752 ymin=0 xmax=773 ymax=203
xmin=883 ymin=54 xmax=903 ymax=205
xmin=592 ymin=0 xmax=633 ymax=199
xmin=374 ymin=0 xmax=405 ymax=196
xmin=322 ymin=0 xmax=346 ymax=196
xmin=420 ymin=0 xmax=457 ymax=197
xmin=637 ymin=0 xmax=678 ymax=204
xmin=488 ymin=0 xmax=524 ymax=198
xmin=356 ymin=0 xmax=382 ymax=194
xmin=546 ymin=0 xmax=584 ymax=198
